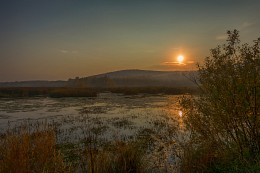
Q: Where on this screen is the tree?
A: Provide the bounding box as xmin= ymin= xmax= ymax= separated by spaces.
xmin=181 ymin=30 xmax=260 ymax=171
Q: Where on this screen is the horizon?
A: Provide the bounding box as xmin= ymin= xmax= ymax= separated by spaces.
xmin=0 ymin=69 xmax=197 ymax=82
xmin=1 ymin=0 xmax=260 ymax=81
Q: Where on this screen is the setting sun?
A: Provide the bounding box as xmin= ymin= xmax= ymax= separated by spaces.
xmin=177 ymin=55 xmax=184 ymax=63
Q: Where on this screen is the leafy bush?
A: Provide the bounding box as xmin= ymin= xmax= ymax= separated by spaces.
xmin=180 ymin=30 xmax=260 ymax=172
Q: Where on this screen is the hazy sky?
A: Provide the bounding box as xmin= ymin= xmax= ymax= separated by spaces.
xmin=1 ymin=0 xmax=260 ymax=81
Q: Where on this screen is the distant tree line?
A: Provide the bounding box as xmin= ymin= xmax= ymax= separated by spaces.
xmin=0 ymin=86 xmax=197 ymax=98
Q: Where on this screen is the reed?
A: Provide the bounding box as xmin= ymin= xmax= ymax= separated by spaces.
xmin=0 ymin=124 xmax=71 ymax=173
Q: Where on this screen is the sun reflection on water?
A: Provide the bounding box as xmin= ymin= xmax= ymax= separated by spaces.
xmin=178 ymin=110 xmax=183 ymax=118
xmin=178 ymin=110 xmax=184 ymax=130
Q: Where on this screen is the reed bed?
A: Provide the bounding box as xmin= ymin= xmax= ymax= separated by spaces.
xmin=0 ymin=123 xmax=71 ymax=173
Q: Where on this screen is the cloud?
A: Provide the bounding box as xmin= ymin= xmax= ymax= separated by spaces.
xmin=216 ymin=21 xmax=255 ymax=40
xmin=163 ymin=61 xmax=184 ymax=65
xmin=241 ymin=22 xmax=253 ymax=29
xmin=144 ymin=61 xmax=195 ymax=71
xmin=59 ymin=49 xmax=78 ymax=54
xmin=216 ymin=34 xmax=227 ymax=40
xmin=240 ymin=22 xmax=255 ymax=33
xmin=163 ymin=60 xmax=195 ymax=66
xmin=147 ymin=63 xmax=196 ymax=71
xmin=60 ymin=49 xmax=68 ymax=54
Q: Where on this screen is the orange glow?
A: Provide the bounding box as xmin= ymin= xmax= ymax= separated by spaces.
xmin=177 ymin=55 xmax=184 ymax=63
xmin=178 ymin=110 xmax=183 ymax=117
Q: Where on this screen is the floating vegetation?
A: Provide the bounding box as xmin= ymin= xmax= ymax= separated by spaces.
xmin=111 ymin=118 xmax=134 ymax=129
xmin=79 ymin=106 xmax=109 ymax=114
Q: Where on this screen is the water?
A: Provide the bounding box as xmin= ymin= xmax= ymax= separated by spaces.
xmin=0 ymin=93 xmax=183 ymax=141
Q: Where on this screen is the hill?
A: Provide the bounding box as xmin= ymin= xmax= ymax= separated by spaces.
xmin=68 ymin=69 xmax=197 ymax=88
xmin=0 ymin=70 xmax=197 ymax=88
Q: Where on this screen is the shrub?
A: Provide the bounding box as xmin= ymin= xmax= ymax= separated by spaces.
xmin=180 ymin=30 xmax=260 ymax=172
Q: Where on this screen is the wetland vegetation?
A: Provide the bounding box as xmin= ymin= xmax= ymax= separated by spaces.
xmin=0 ymin=86 xmax=197 ymax=98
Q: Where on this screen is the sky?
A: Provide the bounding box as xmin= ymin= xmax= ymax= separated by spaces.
xmin=1 ymin=0 xmax=260 ymax=81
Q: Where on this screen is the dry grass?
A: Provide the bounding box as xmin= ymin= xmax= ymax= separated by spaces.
xmin=0 ymin=125 xmax=71 ymax=173
xmin=79 ymin=141 xmax=147 ymax=173
xmin=0 ymin=122 xmax=149 ymax=173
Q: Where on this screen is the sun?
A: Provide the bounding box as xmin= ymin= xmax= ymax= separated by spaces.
xmin=177 ymin=55 xmax=184 ymax=63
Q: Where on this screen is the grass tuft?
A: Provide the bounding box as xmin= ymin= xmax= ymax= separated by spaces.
xmin=0 ymin=125 xmax=71 ymax=173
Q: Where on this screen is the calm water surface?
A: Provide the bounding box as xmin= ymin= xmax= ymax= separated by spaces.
xmin=0 ymin=93 xmax=183 ymax=141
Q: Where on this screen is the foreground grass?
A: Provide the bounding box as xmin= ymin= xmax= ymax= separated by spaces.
xmin=0 ymin=125 xmax=71 ymax=173
xmin=0 ymin=124 xmax=148 ymax=173
xmin=1 ymin=120 xmax=259 ymax=173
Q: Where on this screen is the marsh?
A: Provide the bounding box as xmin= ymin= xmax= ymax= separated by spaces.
xmin=0 ymin=93 xmax=183 ymax=142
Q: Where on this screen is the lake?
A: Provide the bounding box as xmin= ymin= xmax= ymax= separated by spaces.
xmin=0 ymin=93 xmax=183 ymax=141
